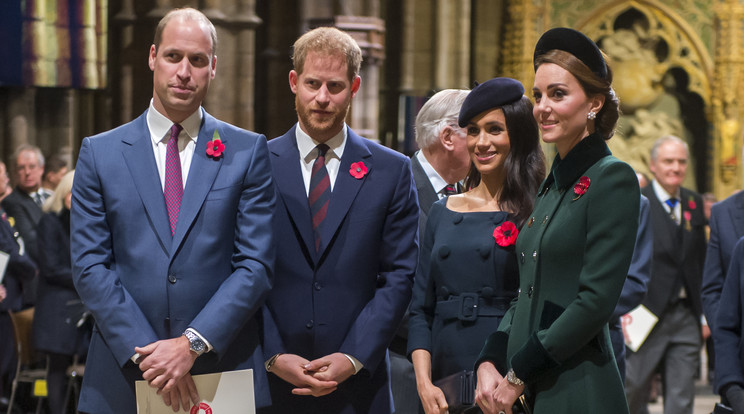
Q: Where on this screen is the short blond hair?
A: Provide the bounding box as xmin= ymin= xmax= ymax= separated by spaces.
xmin=292 ymin=27 xmax=362 ymax=81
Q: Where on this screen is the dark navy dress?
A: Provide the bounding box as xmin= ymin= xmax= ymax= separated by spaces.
xmin=408 ymin=198 xmax=519 ymax=381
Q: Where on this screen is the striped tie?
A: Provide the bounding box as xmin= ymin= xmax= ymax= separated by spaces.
xmin=308 ymin=144 xmax=331 ymax=251
xmin=164 ymin=123 xmax=183 ymax=235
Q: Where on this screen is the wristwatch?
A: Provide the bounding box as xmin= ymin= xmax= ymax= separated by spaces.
xmin=506 ymin=368 xmax=524 ymax=386
xmin=184 ymin=330 xmax=206 ymax=356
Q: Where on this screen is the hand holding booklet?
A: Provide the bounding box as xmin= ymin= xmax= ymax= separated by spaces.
xmin=622 ymin=305 xmax=658 ymax=352
xmin=136 ymin=369 xmax=255 ymax=414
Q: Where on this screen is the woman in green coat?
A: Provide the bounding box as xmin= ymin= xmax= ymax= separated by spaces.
xmin=474 ymin=28 xmax=640 ymax=414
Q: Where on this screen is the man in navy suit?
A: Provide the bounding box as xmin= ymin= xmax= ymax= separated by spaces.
xmin=261 ymin=27 xmax=419 ymax=413
xmin=70 ymin=8 xmax=275 ymax=413
xmin=704 ymin=189 xmax=744 ymax=401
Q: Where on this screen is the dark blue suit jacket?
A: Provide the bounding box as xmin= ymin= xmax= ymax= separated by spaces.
xmin=70 ymin=109 xmax=275 ymax=413
xmin=703 ymin=190 xmax=744 ymax=331
xmin=713 ymin=236 xmax=744 ymax=393
xmin=262 ymin=125 xmax=419 ymax=414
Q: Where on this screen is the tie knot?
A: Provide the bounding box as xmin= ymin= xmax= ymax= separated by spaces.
xmin=316 ymin=144 xmax=329 ymax=158
xmin=442 ymin=184 xmax=458 ymax=196
xmin=170 ymin=123 xmax=183 ymax=141
xmin=665 ymin=198 xmax=678 ymax=209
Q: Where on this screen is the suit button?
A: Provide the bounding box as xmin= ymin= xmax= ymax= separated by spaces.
xmin=168 ymin=274 xmax=177 ymax=284
xmin=306 ymin=320 xmax=314 ymax=329
xmin=314 ymin=282 xmax=322 ymax=291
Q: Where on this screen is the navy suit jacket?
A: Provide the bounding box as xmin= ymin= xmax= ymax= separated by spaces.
xmin=703 ymin=190 xmax=744 ymax=331
xmin=411 ymin=152 xmax=438 ymax=243
xmin=713 ymin=236 xmax=744 ymax=393
xmin=262 ymin=125 xmax=419 ymax=414
xmin=70 ymin=109 xmax=275 ymax=413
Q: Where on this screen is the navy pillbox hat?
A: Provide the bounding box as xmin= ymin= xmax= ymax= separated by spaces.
xmin=533 ymin=27 xmax=607 ymax=80
xmin=457 ymin=77 xmax=525 ymax=127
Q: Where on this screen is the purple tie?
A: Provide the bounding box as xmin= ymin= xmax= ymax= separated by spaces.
xmin=308 ymin=144 xmax=331 ymax=251
xmin=164 ymin=123 xmax=183 ymax=235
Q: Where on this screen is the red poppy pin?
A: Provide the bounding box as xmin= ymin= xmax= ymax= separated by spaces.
xmin=688 ymin=197 xmax=696 ymax=210
xmin=493 ymin=221 xmax=519 ymax=247
xmin=350 ymin=161 xmax=368 ymax=179
xmin=573 ymin=176 xmax=591 ymax=201
xmin=206 ymin=130 xmax=225 ymax=158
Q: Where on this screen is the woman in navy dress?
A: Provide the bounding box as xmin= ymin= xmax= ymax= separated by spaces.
xmin=408 ymin=78 xmax=545 ymax=414
xmin=33 ymin=170 xmax=91 ymax=414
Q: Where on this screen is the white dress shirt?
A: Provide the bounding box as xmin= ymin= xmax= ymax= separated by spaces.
xmin=295 ymin=124 xmax=347 ymax=195
xmin=146 ymin=100 xmax=201 ymax=190
xmin=415 ymin=150 xmax=450 ymax=199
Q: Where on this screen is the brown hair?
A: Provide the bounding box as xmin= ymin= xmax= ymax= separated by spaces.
xmin=535 ymin=49 xmax=619 ymax=140
xmin=292 ymin=27 xmax=362 ymax=81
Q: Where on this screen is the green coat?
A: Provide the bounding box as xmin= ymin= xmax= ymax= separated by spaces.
xmin=477 ymin=133 xmax=639 ymax=413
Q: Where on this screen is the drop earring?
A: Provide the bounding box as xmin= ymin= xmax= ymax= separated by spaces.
xmin=587 ymin=111 xmax=597 ymax=120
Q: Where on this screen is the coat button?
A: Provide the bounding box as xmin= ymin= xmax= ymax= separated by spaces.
xmin=542 ymin=215 xmax=549 ymax=225
xmin=306 ymin=320 xmax=314 ymax=329
xmin=532 ymin=251 xmax=537 ymax=261
xmin=520 ymin=252 xmax=525 ymax=264
xmin=168 ymin=274 xmax=177 ymax=284
xmin=314 ymin=282 xmax=322 ymax=291
xmin=528 ymin=217 xmax=534 ymax=228
xmin=528 ymin=285 xmax=534 ymax=298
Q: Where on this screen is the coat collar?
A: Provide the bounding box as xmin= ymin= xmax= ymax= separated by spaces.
xmin=540 ymin=132 xmax=611 ymax=194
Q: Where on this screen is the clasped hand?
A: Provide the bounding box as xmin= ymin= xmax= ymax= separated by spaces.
xmin=135 ymin=336 xmax=200 ymax=412
xmin=475 ymin=362 xmax=524 ymax=414
xmin=270 ymin=352 xmax=355 ymax=397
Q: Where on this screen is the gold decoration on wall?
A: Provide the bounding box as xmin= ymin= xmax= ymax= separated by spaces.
xmin=712 ymin=0 xmax=744 ymax=198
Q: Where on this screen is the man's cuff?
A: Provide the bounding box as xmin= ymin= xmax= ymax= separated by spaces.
xmin=344 ymin=354 xmax=363 ymax=374
xmin=186 ymin=327 xmax=213 ymax=353
xmin=131 ymin=353 xmax=141 ymax=364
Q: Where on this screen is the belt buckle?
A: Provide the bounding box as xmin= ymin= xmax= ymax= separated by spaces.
xmin=459 ymin=293 xmax=479 ymax=322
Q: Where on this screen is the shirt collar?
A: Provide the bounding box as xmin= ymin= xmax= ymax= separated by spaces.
xmin=146 ymin=100 xmax=202 ymax=145
xmin=295 ymin=123 xmax=347 ymax=162
xmin=416 ymin=150 xmax=448 ymax=193
xmin=652 ymin=179 xmax=680 ymax=203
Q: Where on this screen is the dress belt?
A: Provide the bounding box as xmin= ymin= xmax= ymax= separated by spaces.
xmin=435 ymin=293 xmax=511 ymax=322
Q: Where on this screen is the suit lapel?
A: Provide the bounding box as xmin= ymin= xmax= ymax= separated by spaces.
xmin=172 ymin=111 xmax=223 ymax=253
xmin=411 ymin=153 xmax=438 ymax=217
xmin=317 ymin=130 xmax=372 ymax=257
xmin=270 ymin=127 xmax=316 ymax=257
xmin=121 ymin=113 xmax=172 ymax=252
xmin=732 ymin=192 xmax=744 ymax=237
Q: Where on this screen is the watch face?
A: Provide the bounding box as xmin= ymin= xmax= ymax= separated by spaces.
xmin=191 ymin=340 xmax=205 ymax=352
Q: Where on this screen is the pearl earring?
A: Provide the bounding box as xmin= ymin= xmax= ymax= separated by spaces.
xmin=587 ymin=111 xmax=597 ymax=120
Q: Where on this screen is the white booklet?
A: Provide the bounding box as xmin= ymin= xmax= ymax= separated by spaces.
xmin=0 ymin=250 xmax=10 ymax=284
xmin=622 ymin=305 xmax=659 ymax=352
xmin=136 ymin=369 xmax=255 ymax=414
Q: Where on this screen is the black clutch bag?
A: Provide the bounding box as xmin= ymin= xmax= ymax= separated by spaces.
xmin=434 ymin=370 xmax=475 ymax=414
xmin=712 ymin=402 xmax=734 ymax=414
xmin=433 ymin=370 xmax=532 ymax=414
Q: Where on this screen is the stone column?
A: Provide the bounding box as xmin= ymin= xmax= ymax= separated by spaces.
xmin=712 ymin=0 xmax=744 ymax=198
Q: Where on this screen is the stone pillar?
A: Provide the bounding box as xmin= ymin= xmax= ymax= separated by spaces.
xmin=434 ymin=0 xmax=470 ymax=89
xmin=712 ymin=0 xmax=744 ymax=198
